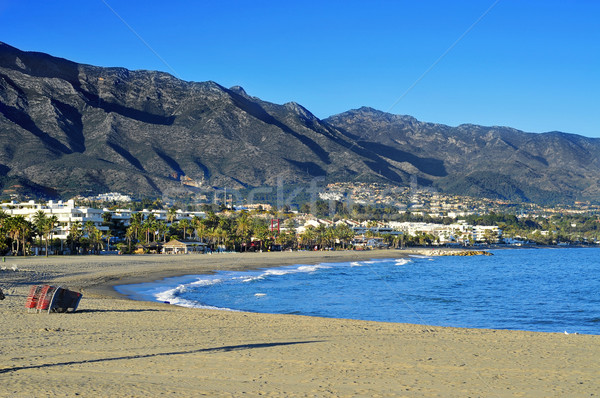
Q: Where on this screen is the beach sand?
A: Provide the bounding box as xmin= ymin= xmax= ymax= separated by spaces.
xmin=1 ymin=250 xmax=598 ymax=397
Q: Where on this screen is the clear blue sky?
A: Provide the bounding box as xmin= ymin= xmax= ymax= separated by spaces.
xmin=1 ymin=0 xmax=598 ymax=137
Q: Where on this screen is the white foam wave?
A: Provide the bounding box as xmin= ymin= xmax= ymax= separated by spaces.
xmin=241 ymin=276 xmax=263 ymax=283
xmin=394 ymin=258 xmax=412 ymax=266
xmin=155 ymin=286 xmax=237 ymax=311
xmin=297 ymin=265 xmax=331 ymax=272
xmin=240 ymin=264 xmax=331 ymax=283
xmin=409 ymin=254 xmax=433 ymax=259
xmin=264 ymin=269 xmax=291 ymax=276
xmin=190 ymin=278 xmax=223 ymax=286
xmin=151 ymin=261 xmax=333 ymax=309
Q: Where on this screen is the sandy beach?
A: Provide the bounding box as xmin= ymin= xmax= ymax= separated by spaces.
xmin=1 ymin=250 xmax=598 ymax=397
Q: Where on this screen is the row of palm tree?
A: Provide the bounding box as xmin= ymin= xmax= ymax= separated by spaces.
xmin=0 ymin=212 xmax=31 ymax=255
xmin=123 ymin=212 xmax=360 ymax=252
xmin=0 ymin=210 xmax=113 ymax=256
xmin=297 ymin=223 xmax=355 ymax=250
xmin=1 ymin=207 xmax=406 ymax=256
xmin=1 ymin=210 xmax=61 ymax=256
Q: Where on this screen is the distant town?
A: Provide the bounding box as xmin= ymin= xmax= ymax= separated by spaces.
xmin=2 ymin=183 xmax=600 ymax=257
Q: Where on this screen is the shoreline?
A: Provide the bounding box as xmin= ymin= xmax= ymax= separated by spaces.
xmin=2 ymin=249 xmax=417 ymax=299
xmin=1 ymin=249 xmax=599 ymax=396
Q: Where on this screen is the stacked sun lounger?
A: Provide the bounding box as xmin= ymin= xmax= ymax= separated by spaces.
xmin=25 ymin=284 xmax=82 ymax=313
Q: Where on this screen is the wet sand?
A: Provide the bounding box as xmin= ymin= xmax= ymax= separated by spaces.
xmin=1 ymin=250 xmax=598 ymax=397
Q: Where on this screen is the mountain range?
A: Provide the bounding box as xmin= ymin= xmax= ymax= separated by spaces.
xmin=1 ymin=41 xmax=599 ymax=204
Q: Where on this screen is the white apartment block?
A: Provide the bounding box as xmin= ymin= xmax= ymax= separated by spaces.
xmin=388 ymin=221 xmax=502 ymax=244
xmin=1 ymin=200 xmax=107 ymax=240
xmin=1 ymin=201 xmax=206 ymax=240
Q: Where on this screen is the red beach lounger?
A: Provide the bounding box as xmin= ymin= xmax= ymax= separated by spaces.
xmin=25 ymin=285 xmax=82 ymax=313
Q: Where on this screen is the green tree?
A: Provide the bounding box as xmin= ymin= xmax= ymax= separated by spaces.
xmin=166 ymin=207 xmax=178 ymax=224
xmin=103 ymin=229 xmax=113 ymax=251
xmin=32 ymin=210 xmax=48 ymax=254
xmin=334 ymin=224 xmax=354 ymax=249
xmin=0 ymin=211 xmax=10 ymax=253
xmin=300 ymin=227 xmax=316 ymax=250
xmin=18 ymin=216 xmax=33 ymax=256
xmin=235 ymin=213 xmax=253 ymax=250
xmin=43 ymin=215 xmax=59 ymax=256
xmin=179 ymin=219 xmax=191 ymax=240
xmin=125 ymin=226 xmax=135 ymax=252
xmin=84 ymin=221 xmax=99 ymax=254
xmin=69 ymin=221 xmax=83 ymax=254
xmin=192 ymin=216 xmax=207 ymax=243
xmin=129 ymin=212 xmax=143 ymax=241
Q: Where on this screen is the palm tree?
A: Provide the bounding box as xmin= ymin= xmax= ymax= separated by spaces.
xmin=0 ymin=210 xmax=8 ymax=225
xmin=6 ymin=216 xmax=22 ymax=255
xmin=324 ymin=226 xmax=336 ymax=249
xmin=179 ymin=219 xmax=191 ymax=240
xmin=125 ymin=226 xmax=135 ymax=252
xmin=277 ymin=230 xmax=297 ymax=250
xmin=166 ymin=207 xmax=178 ymax=224
xmin=142 ymin=214 xmax=156 ymax=243
xmin=235 ymin=213 xmax=252 ymax=250
xmin=206 ymin=227 xmax=218 ymax=251
xmin=204 ymin=211 xmax=220 ymax=230
xmin=32 ymin=210 xmax=48 ymax=251
xmin=70 ymin=221 xmax=83 ymax=254
xmin=0 ymin=211 xmax=10 ymax=252
xmin=335 ymin=223 xmax=354 ymax=250
xmin=83 ymin=221 xmax=97 ymax=254
xmin=18 ymin=216 xmax=33 ymax=256
xmin=129 ymin=212 xmax=143 ymax=240
xmin=300 ymin=227 xmax=316 ymax=250
xmin=103 ymin=229 xmax=113 ymax=251
xmin=196 ymin=218 xmax=208 ymax=243
xmin=191 ymin=215 xmax=203 ymax=240
xmin=154 ymin=220 xmax=168 ymax=243
xmin=42 ymin=215 xmax=59 ymax=257
xmin=315 ymin=224 xmax=327 ymax=249
xmin=92 ymin=228 xmax=102 ymax=254
xmin=102 ymin=211 xmax=112 ymax=225
xmin=4 ymin=215 xmax=32 ymax=256
xmin=83 ymin=220 xmax=95 ymax=237
xmin=216 ymin=227 xmax=228 ymax=250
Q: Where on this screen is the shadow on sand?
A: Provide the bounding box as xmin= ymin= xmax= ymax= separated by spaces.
xmin=0 ymin=340 xmax=325 ymax=374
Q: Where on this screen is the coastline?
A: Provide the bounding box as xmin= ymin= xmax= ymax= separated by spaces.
xmin=1 ymin=250 xmax=599 ymax=396
xmin=2 ymin=249 xmax=416 ymax=299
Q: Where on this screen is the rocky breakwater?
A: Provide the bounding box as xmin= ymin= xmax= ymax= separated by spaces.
xmin=445 ymin=250 xmax=493 ymax=256
xmin=406 ymin=248 xmax=493 ymax=256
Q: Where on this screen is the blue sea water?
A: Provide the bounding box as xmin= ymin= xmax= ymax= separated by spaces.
xmin=116 ymin=248 xmax=600 ymax=335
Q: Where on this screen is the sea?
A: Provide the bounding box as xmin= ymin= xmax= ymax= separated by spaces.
xmin=116 ymin=248 xmax=600 ymax=335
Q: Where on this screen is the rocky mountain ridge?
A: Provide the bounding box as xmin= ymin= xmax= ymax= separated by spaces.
xmin=1 ymin=42 xmax=599 ymax=204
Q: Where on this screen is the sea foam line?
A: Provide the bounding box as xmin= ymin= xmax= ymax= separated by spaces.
xmin=120 ymin=258 xmax=404 ymax=310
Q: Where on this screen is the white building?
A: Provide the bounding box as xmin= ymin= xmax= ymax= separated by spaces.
xmin=1 ymin=200 xmax=107 ymax=240
xmin=387 ymin=221 xmax=502 ymax=245
xmin=2 ymin=200 xmax=208 ymax=239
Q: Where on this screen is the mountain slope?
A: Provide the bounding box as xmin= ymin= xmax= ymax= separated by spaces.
xmin=325 ymin=107 xmax=600 ymax=203
xmin=1 ymin=42 xmax=600 ymax=204
xmin=0 ymin=42 xmax=409 ymax=198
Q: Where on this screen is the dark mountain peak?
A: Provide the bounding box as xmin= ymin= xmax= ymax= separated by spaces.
xmin=229 ymin=85 xmax=248 ymax=96
xmin=542 ymin=130 xmax=596 ymax=142
xmin=0 ymin=41 xmax=77 ymax=76
xmin=283 ymin=101 xmax=318 ymax=121
xmin=327 ymin=107 xmax=419 ymax=127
